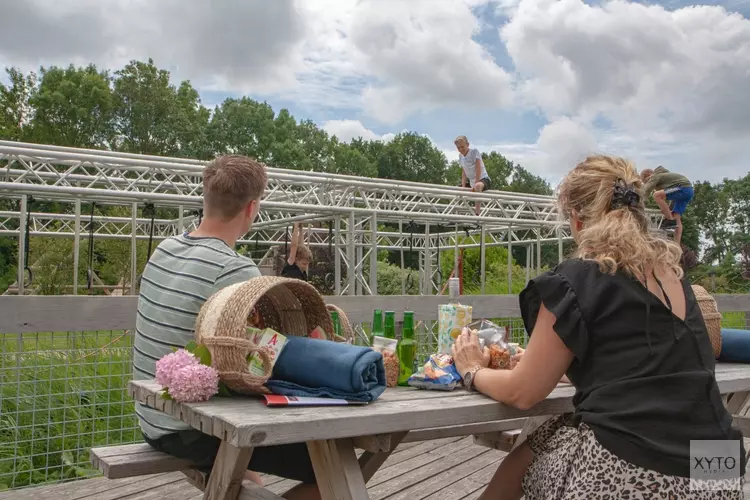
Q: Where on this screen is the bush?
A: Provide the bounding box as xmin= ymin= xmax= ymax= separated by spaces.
xmin=374 ymin=261 xmax=419 ymax=295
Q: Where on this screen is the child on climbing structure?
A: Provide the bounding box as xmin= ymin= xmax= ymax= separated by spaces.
xmin=281 ymin=222 xmax=312 ymax=281
xmin=455 ymin=135 xmax=491 ymax=215
xmin=641 ymin=166 xmax=694 ymax=245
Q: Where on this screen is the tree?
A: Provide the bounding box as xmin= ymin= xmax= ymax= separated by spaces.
xmin=28 ymin=64 xmax=115 ymax=148
xmin=376 ymin=132 xmax=448 ymax=184
xmin=113 ymin=59 xmax=206 ymax=156
xmin=297 ymin=119 xmax=335 ymax=172
xmin=268 ymin=109 xmax=308 ymax=169
xmin=0 ymin=67 xmax=36 ymax=141
xmin=208 ymin=97 xmax=276 ymax=161
xmin=690 ymin=181 xmax=733 ymax=263
xmin=447 ymin=152 xmax=551 ymax=195
xmin=508 ymin=165 xmax=552 ymax=195
xmin=330 ymin=140 xmax=377 ymax=177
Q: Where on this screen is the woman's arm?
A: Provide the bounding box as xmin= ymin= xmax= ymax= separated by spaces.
xmin=287 ymin=223 xmax=301 ymax=266
xmin=455 ymin=304 xmax=574 ymax=410
xmin=461 ymin=169 xmax=467 ymax=188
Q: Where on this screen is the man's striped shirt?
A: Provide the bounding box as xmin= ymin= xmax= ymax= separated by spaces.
xmin=133 ymin=233 xmax=260 ymax=440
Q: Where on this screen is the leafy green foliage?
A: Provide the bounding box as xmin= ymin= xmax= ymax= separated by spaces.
xmin=0 ymin=58 xmax=747 ymax=294
xmin=29 ymin=65 xmax=115 ymax=148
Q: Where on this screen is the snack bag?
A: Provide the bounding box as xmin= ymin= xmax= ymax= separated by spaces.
xmin=438 ymin=304 xmax=472 ymax=354
xmin=407 ymin=353 xmax=462 ymax=391
xmin=372 ymin=336 xmax=399 ymax=388
xmin=247 ymin=328 xmax=288 ymax=377
xmin=467 ymin=320 xmax=512 ymax=370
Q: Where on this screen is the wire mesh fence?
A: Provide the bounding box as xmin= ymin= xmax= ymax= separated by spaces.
xmin=0 ymin=330 xmax=139 ymax=490
xmin=0 ymin=310 xmax=748 ymax=491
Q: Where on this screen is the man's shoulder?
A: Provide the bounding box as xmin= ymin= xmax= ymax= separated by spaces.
xmin=158 ymin=235 xmax=240 ymax=260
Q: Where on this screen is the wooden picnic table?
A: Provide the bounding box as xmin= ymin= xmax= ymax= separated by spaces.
xmin=129 ymin=362 xmax=750 ymax=500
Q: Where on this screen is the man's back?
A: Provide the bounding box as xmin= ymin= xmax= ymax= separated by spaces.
xmin=134 ymin=233 xmax=260 ymax=439
xmin=644 ymin=166 xmax=691 ymax=194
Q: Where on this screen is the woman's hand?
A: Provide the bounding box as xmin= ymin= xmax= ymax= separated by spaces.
xmin=452 ymin=328 xmax=490 ymax=377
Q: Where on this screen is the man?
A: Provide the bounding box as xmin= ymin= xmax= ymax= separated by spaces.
xmin=134 ymin=155 xmax=320 ymax=500
xmin=641 ymin=166 xmax=694 ymax=245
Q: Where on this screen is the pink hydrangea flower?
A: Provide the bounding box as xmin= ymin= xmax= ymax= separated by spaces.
xmin=168 ymin=364 xmax=220 ymax=403
xmin=155 ymin=349 xmax=199 ymax=388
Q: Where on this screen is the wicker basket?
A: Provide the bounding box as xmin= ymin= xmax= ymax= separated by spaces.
xmin=194 ymin=276 xmax=341 ymax=394
xmin=692 ymin=284 xmax=722 ymax=358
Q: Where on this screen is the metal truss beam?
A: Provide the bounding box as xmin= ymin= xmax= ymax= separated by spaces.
xmin=0 ymin=210 xmax=573 ymax=249
xmin=0 ymin=142 xmax=569 ymax=231
xmin=0 ymin=141 xmax=665 ymax=296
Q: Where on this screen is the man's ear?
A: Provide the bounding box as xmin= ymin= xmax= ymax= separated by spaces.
xmin=246 ymin=199 xmax=257 ymax=217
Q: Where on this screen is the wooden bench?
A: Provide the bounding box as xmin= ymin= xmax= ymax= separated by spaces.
xmin=91 ymin=443 xmax=286 ymax=499
xmin=90 ymin=418 xmax=531 ymax=499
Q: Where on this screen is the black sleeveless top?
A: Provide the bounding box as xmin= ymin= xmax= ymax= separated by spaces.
xmin=519 ymin=259 xmax=746 ymax=478
xmin=281 ymin=263 xmax=307 ymax=281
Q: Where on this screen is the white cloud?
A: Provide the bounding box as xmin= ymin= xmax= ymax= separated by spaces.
xmin=501 ymin=0 xmax=750 ymax=146
xmin=322 ymin=120 xmax=389 ymax=142
xmin=495 ymin=0 xmax=750 ymax=181
xmin=349 ymin=0 xmax=514 ymax=124
xmin=1 ymin=0 xmax=749 ymax=182
xmin=0 ymin=0 xmax=307 ymax=94
xmin=535 ymin=118 xmax=598 ymax=176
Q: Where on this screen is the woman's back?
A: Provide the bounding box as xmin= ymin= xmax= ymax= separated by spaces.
xmin=530 ymin=258 xmax=742 ymax=478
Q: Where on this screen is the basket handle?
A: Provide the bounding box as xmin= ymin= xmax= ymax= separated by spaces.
xmin=247 ymin=345 xmax=275 ymax=381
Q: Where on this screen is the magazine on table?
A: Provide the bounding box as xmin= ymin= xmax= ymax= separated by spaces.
xmin=263 ymin=395 xmax=369 ymax=407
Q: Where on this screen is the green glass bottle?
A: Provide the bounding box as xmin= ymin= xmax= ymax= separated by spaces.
xmin=384 ymin=311 xmax=396 ymax=339
xmin=398 ymin=312 xmax=416 ymax=386
xmin=371 ymin=309 xmax=384 ymax=345
xmin=330 ymin=310 xmax=342 ymax=339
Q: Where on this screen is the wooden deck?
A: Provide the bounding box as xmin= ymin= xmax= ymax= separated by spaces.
xmin=3 ymin=436 xmax=750 ymax=499
xmin=0 ymin=437 xmax=507 ymax=500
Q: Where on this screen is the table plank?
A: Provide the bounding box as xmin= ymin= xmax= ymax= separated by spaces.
xmin=129 ymin=363 xmax=750 ymax=449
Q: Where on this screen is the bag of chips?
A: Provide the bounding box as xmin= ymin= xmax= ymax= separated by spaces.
xmin=467 ymin=320 xmax=514 ymax=370
xmin=407 ymin=353 xmax=462 ymax=391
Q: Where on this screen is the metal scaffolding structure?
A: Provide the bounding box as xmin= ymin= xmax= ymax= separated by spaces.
xmin=0 ymin=141 xmax=664 ymax=296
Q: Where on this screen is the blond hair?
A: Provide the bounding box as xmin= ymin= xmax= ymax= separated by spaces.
xmin=296 ymin=245 xmax=313 ymax=263
xmin=203 ymin=155 xmax=267 ymax=220
xmin=454 ymin=135 xmax=469 ymax=145
xmin=557 ymin=155 xmax=683 ymax=280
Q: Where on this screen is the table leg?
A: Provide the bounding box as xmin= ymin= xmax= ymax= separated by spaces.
xmin=204 ymin=441 xmax=254 ymax=500
xmin=727 ymin=391 xmax=750 ymax=416
xmin=307 ymin=438 xmax=369 ymax=500
xmin=358 ymin=431 xmax=408 ymax=483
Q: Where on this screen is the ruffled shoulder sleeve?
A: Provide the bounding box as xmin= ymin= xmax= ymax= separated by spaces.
xmin=519 ymin=260 xmax=592 ymax=363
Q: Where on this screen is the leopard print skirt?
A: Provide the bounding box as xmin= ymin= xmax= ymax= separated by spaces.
xmin=522 ymin=415 xmax=744 ymax=499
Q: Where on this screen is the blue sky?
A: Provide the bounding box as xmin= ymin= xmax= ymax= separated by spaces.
xmin=2 ymin=0 xmax=749 ymax=185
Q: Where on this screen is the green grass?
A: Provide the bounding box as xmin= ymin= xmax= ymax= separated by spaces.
xmin=0 ymin=311 xmax=747 ymax=491
xmin=0 ymin=331 xmax=139 ymax=490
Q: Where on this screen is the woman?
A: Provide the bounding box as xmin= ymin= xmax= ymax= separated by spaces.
xmin=453 ymin=155 xmax=745 ymax=499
